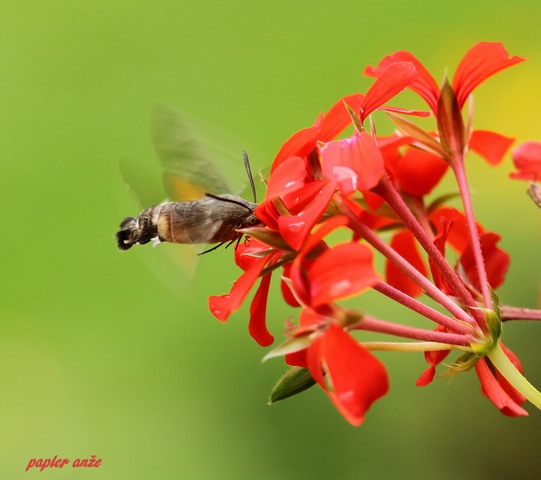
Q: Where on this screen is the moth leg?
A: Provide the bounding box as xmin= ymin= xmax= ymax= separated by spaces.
xmin=198 ymin=242 xmax=226 ymax=256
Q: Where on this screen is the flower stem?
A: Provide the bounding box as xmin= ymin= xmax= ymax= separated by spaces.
xmin=488 ymin=342 xmax=541 ymax=411
xmin=375 ymin=176 xmax=485 ymax=326
xmin=373 ymin=281 xmax=474 ymax=335
xmin=500 ymin=306 xmax=541 ymax=321
xmin=354 ymin=315 xmax=474 ymax=345
xmin=451 ymin=160 xmax=493 ymax=311
xmin=342 ymin=202 xmax=477 ymax=328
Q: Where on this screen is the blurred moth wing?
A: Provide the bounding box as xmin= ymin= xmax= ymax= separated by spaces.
xmin=117 ymin=104 xmax=261 ymax=276
xmin=151 ymin=104 xmax=234 ymax=201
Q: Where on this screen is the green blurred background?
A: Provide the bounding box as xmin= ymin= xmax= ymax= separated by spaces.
xmin=1 ymin=1 xmax=541 ymax=478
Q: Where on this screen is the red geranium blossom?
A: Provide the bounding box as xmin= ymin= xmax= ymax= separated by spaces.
xmin=307 ymin=321 xmax=389 ymax=426
xmin=364 ymin=42 xmax=522 ymax=168
xmin=418 ymin=339 xmax=527 ymax=417
xmin=202 ymin=42 xmax=541 ymax=426
xmin=511 ymin=141 xmax=541 ymax=181
xmin=364 ymin=42 xmax=525 ymax=112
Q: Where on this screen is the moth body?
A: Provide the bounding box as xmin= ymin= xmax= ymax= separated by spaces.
xmin=116 ymin=194 xmax=260 ymax=251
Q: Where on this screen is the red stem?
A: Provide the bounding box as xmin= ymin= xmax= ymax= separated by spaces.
xmin=501 ymin=306 xmax=541 ymax=321
xmin=375 ymin=176 xmax=486 ymax=327
xmin=341 ymin=202 xmax=477 ymax=328
xmin=353 ymin=315 xmax=474 ymax=346
xmin=451 ymin=160 xmax=493 ymax=311
xmin=373 ymin=281 xmax=473 ymax=335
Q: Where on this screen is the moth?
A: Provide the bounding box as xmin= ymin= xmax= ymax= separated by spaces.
xmin=116 ymin=105 xmax=262 ymax=254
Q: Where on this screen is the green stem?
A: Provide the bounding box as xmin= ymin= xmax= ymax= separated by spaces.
xmin=488 ymin=342 xmax=541 ymax=411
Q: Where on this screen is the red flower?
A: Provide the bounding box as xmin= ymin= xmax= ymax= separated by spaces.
xmin=271 ymin=94 xmax=365 ymax=172
xmin=379 ymin=136 xmax=449 ymax=196
xmin=510 ymin=141 xmax=541 ymax=181
xmin=271 ymin=217 xmax=386 ymax=425
xmin=288 ymin=215 xmax=379 ymax=306
xmin=359 ymin=61 xmax=419 ymax=121
xmin=304 ymin=242 xmax=380 ymax=307
xmin=475 ymin=345 xmax=528 ymax=417
xmin=277 ymin=181 xmax=337 ymax=251
xmin=271 ymin=61 xmax=421 ymax=173
xmin=452 ymin=42 xmax=525 ymax=109
xmin=365 ymin=42 xmax=525 ymax=112
xmin=203 ymin=42 xmax=541 ymax=427
xmin=459 ymin=232 xmax=510 ymax=291
xmin=469 ymin=130 xmax=515 ymax=166
xmin=307 ymin=322 xmax=389 ymax=426
xmin=208 ymin=240 xmax=285 ymax=347
xmin=416 ymin=327 xmax=451 ymax=386
xmin=418 ymin=340 xmax=527 ymax=417
xmin=364 ymin=43 xmax=521 ymax=168
xmin=385 ymin=230 xmax=427 ymax=297
xmin=364 ymin=50 xmax=440 ymax=112
xmin=319 ymin=131 xmax=385 ymax=195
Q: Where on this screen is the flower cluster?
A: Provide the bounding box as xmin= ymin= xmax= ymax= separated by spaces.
xmin=209 ymin=42 xmax=541 ymax=426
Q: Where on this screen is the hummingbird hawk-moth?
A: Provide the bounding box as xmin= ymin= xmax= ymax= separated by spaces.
xmin=116 ymin=105 xmax=262 ymax=254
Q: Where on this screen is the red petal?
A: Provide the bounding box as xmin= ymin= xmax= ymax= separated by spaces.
xmin=308 ymin=242 xmax=379 ymax=307
xmin=475 ymin=357 xmax=528 ymax=417
xmin=416 ymin=366 xmax=437 ymax=387
xmin=320 ymin=132 xmax=385 ymax=193
xmin=360 ymin=190 xmax=387 ymax=212
xmin=308 ymin=323 xmax=389 ymax=426
xmin=278 ymin=181 xmax=337 ymax=251
xmin=282 ymin=180 xmax=328 ymax=215
xmin=360 ymin=210 xmax=397 ymax=232
xmin=385 ymin=231 xmax=427 ymax=298
xmin=416 ymin=344 xmax=451 ymax=386
xmin=394 ymin=148 xmax=448 ymax=196
xmin=271 ymin=115 xmax=322 ymax=172
xmin=319 ymin=93 xmax=365 ymax=141
xmin=496 ymin=343 xmax=527 ymax=405
xmin=286 ymin=349 xmax=308 ymax=368
xmin=452 ymin=42 xmax=526 ymax=108
xmin=266 ymin=156 xmax=308 ymax=200
xmin=256 ymin=178 xmax=329 ymax=231
xmin=208 ymin=255 xmax=268 ymax=322
xmin=254 ymin=200 xmax=280 ymax=230
xmin=301 ymin=215 xmax=350 ymax=254
xmin=364 ymin=51 xmax=440 ymax=112
xmin=289 ymin=216 xmax=350 ymax=305
xmin=429 ymin=210 xmax=459 ymax=295
xmin=361 ymin=62 xmax=418 ymax=120
xmin=511 ymin=141 xmax=541 ymax=181
xmin=470 ymin=130 xmax=515 ymax=166
xmin=234 ymin=238 xmax=269 ymax=271
xmin=429 ymin=207 xmax=484 ymax=254
xmin=249 ymin=273 xmax=274 ymax=346
xmin=281 ymin=263 xmax=301 ymax=307
xmin=379 ymin=106 xmax=430 ymax=117
xmin=459 ymin=232 xmax=510 ymax=290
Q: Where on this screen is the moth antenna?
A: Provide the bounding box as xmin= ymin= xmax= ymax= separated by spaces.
xmin=243 ymin=150 xmax=257 ymax=203
xmin=205 ymin=193 xmax=254 ymax=212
